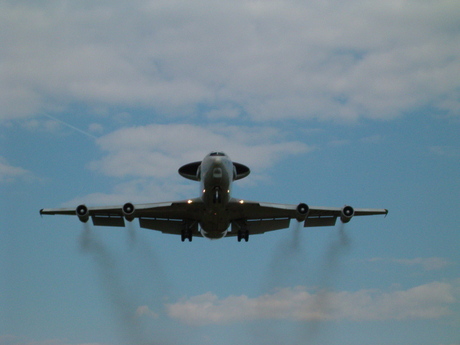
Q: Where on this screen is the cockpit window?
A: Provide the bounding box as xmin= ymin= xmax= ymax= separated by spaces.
xmin=210 ymin=152 xmax=226 ymax=156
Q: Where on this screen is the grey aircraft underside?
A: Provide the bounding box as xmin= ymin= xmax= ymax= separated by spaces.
xmin=40 ymin=152 xmax=388 ymax=242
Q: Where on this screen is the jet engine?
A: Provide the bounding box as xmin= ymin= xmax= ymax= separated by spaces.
xmin=340 ymin=206 xmax=354 ymax=223
xmin=76 ymin=204 xmax=89 ymax=223
xmin=296 ymin=203 xmax=309 ymax=221
xmin=122 ymin=202 xmax=136 ymax=222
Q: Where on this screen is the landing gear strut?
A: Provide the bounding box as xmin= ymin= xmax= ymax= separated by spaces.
xmin=237 ymin=229 xmax=249 ymax=242
xmin=181 ymin=230 xmax=192 ymax=242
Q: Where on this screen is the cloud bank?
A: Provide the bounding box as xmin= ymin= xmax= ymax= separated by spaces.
xmin=166 ymin=281 xmax=457 ymax=325
xmin=1 ymin=0 xmax=459 ymax=122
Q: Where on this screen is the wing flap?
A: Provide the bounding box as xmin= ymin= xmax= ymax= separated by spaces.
xmin=228 ymin=218 xmax=291 ymax=236
xmin=248 ymin=218 xmax=291 ymax=234
xmin=91 ymin=215 xmax=125 ymax=227
xmin=304 ymin=216 xmax=337 ymax=227
xmin=139 ymin=218 xmax=202 ymax=237
xmin=134 ymin=200 xmax=203 ymax=221
xmin=228 ymin=199 xmax=298 ymax=220
xmin=139 ymin=218 xmax=183 ymax=233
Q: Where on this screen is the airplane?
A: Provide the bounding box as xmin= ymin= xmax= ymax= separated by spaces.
xmin=40 ymin=151 xmax=388 ymax=242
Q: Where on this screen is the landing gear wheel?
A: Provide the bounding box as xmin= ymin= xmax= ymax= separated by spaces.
xmin=237 ymin=230 xmax=249 ymax=242
xmin=181 ymin=231 xmax=193 ymax=242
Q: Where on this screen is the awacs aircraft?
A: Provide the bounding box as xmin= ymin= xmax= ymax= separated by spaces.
xmin=40 ymin=152 xmax=387 ymax=242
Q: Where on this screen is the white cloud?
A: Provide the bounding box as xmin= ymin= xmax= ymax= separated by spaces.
xmin=166 ymin=281 xmax=457 ymax=326
xmin=135 ymin=305 xmax=159 ymax=319
xmin=64 ymin=179 xmax=196 ymax=206
xmin=1 ymin=0 xmax=459 ymax=121
xmin=90 ymin=123 xmax=311 ymax=179
xmin=0 ymin=157 xmax=32 ymax=183
xmin=61 ymin=123 xmax=311 ymax=204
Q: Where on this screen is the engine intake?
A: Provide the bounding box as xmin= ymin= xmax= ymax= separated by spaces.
xmin=340 ymin=206 xmax=354 ymax=223
xmin=76 ymin=204 xmax=89 ymax=223
xmin=296 ymin=203 xmax=309 ymax=221
xmin=122 ymin=202 xmax=136 ymax=221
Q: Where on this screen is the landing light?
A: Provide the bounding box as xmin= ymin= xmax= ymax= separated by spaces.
xmin=187 ymin=199 xmax=193 ymax=204
xmin=239 ymin=200 xmax=244 ymax=204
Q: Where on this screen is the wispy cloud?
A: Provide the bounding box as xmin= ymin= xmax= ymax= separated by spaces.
xmin=0 ymin=157 xmax=33 ymax=183
xmin=369 ymin=257 xmax=453 ymax=271
xmin=430 ymin=146 xmax=460 ymax=158
xmin=135 ymin=305 xmax=159 ymax=319
xmin=166 ymin=281 xmax=457 ymax=326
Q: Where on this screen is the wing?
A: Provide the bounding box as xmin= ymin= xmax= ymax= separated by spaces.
xmin=40 ymin=198 xmax=205 ymax=237
xmin=226 ymin=199 xmax=387 ymax=236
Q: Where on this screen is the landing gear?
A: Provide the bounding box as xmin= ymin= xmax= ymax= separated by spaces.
xmin=181 ymin=230 xmax=193 ymax=242
xmin=237 ymin=229 xmax=249 ymax=242
xmin=181 ymin=221 xmax=197 ymax=242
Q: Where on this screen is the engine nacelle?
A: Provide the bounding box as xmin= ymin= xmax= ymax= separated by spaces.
xmin=296 ymin=203 xmax=309 ymax=221
xmin=122 ymin=202 xmax=136 ymax=222
xmin=76 ymin=204 xmax=89 ymax=223
xmin=340 ymin=206 xmax=354 ymax=223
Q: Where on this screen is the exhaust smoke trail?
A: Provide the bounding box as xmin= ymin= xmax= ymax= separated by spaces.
xmin=302 ymin=222 xmax=351 ymax=341
xmin=79 ymin=223 xmax=153 ymax=345
xmin=290 ymin=220 xmax=303 ymax=252
xmin=125 ymin=221 xmax=171 ymax=298
xmin=126 ymin=221 xmax=137 ymax=248
xmin=263 ymin=220 xmax=306 ymax=291
xmin=253 ymin=221 xmax=307 ymax=344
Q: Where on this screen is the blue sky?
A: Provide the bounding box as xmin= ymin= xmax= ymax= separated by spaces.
xmin=1 ymin=0 xmax=459 ymax=344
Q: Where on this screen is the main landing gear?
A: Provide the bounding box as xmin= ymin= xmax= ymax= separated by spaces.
xmin=181 ymin=229 xmax=193 ymax=242
xmin=237 ymin=229 xmax=249 ymax=242
xmin=181 ymin=221 xmax=195 ymax=242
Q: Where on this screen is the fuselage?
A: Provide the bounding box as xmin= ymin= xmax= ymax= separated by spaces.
xmin=198 ymin=152 xmax=235 ymax=239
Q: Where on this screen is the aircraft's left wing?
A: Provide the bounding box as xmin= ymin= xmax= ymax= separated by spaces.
xmin=226 ymin=199 xmax=387 ymax=236
xmin=40 ymin=198 xmax=205 ymax=237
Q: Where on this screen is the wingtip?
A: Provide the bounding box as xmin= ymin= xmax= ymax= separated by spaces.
xmin=384 ymin=209 xmax=389 ymax=217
